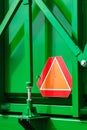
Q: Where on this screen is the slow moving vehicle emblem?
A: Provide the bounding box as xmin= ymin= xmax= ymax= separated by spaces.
xmin=37 ymin=56 xmax=72 ymax=98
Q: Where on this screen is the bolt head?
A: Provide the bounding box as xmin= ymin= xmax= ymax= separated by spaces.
xmin=81 ymin=60 xmax=87 ymax=67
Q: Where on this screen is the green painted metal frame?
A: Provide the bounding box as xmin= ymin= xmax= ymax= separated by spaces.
xmin=34 ymin=0 xmax=85 ymax=63
xmin=33 ymin=0 xmax=86 ymax=118
xmin=9 ymin=103 xmax=87 ymax=117
xmin=0 ymin=0 xmax=87 ymax=119
xmin=72 ymin=0 xmax=79 ymax=117
xmin=22 ymin=0 xmax=72 ymax=117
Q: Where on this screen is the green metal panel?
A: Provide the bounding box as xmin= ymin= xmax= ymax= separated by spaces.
xmin=5 ymin=0 xmax=30 ymax=93
xmin=0 ymin=0 xmax=85 ymax=114
xmin=33 ymin=0 xmax=80 ymax=117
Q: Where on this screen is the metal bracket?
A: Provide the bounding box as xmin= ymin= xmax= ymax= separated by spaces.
xmin=18 ymin=82 xmax=49 ymax=129
xmin=25 ymin=82 xmax=38 ymax=117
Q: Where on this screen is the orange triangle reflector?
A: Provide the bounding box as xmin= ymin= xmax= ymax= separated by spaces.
xmin=37 ymin=56 xmax=72 ymax=98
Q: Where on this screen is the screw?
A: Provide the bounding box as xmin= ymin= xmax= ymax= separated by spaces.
xmin=81 ymin=60 xmax=87 ymax=67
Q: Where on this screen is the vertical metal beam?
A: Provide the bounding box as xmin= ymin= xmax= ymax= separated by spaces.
xmin=24 ymin=0 xmax=33 ymax=86
xmin=77 ymin=0 xmax=84 ymax=115
xmin=72 ymin=0 xmax=83 ymax=117
xmin=0 ymin=1 xmax=5 ymax=109
xmin=28 ymin=0 xmax=33 ymax=86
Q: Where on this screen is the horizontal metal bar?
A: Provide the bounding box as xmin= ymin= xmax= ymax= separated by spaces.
xmin=0 ymin=0 xmax=23 ymax=35
xmin=49 ymin=118 xmax=87 ymax=130
xmin=35 ymin=0 xmax=82 ymax=57
xmin=9 ymin=103 xmax=72 ymax=116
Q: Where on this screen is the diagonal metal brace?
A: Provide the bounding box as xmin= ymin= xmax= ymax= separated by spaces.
xmin=0 ymin=0 xmax=23 ymax=35
xmin=35 ymin=0 xmax=87 ymax=66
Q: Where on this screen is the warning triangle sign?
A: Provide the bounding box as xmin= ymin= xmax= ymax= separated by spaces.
xmin=37 ymin=56 xmax=72 ymax=98
xmin=40 ymin=58 xmax=70 ymax=90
